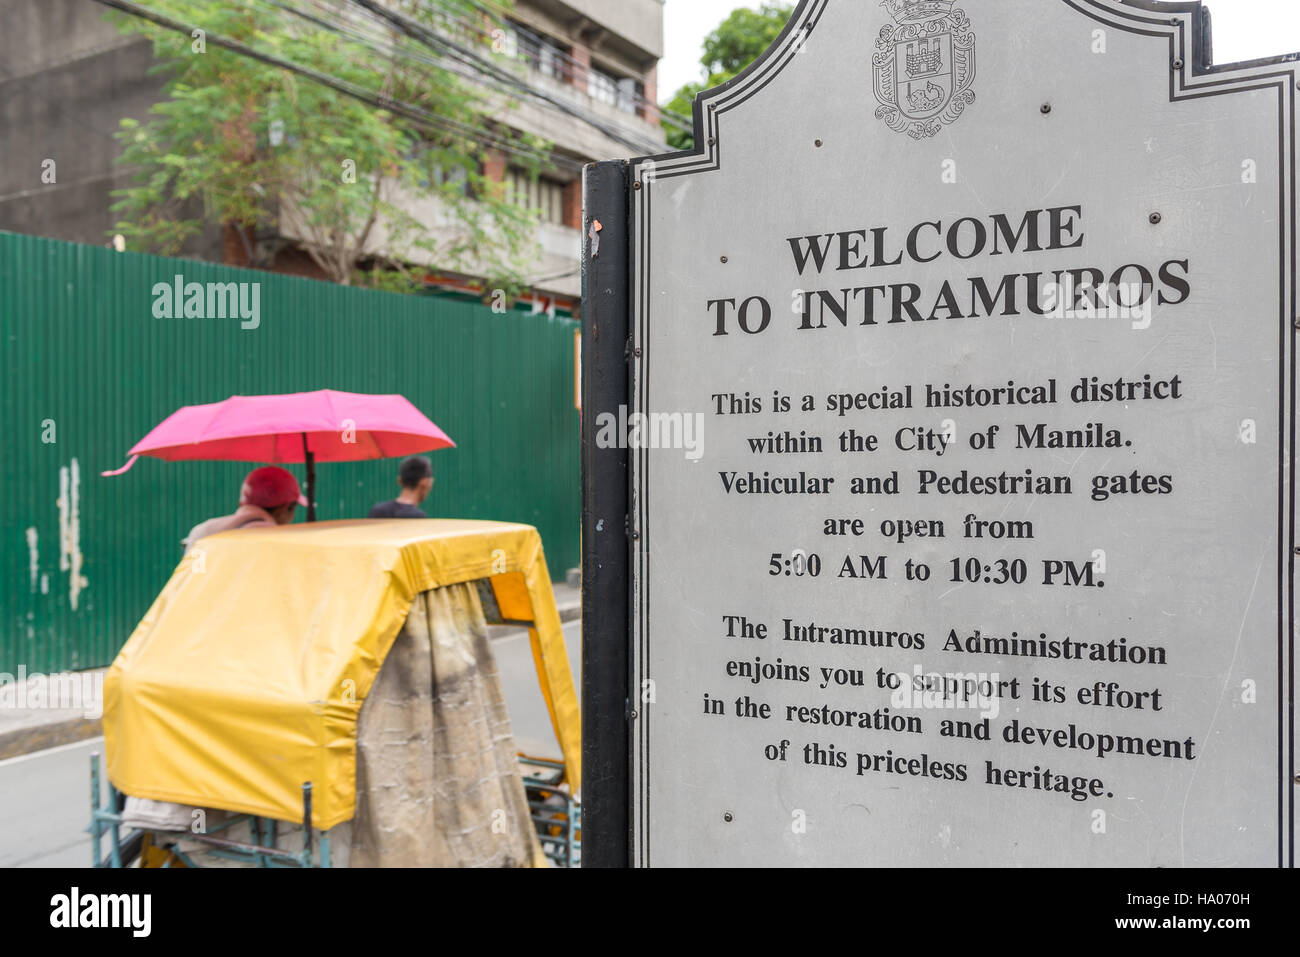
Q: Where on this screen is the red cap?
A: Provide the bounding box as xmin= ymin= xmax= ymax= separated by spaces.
xmin=240 ymin=466 xmax=308 ymax=509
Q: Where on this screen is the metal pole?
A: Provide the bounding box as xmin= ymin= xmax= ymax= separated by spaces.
xmin=581 ymin=159 xmax=633 ymax=867
xmin=108 ymin=780 xmax=122 ymax=868
xmin=90 ymin=752 xmax=101 ymax=868
xmin=302 ymin=432 xmax=317 ymax=522
xmin=301 ymin=781 xmax=314 ymax=866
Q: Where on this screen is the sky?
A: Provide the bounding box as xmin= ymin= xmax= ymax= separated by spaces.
xmin=659 ymin=0 xmax=1300 ymax=102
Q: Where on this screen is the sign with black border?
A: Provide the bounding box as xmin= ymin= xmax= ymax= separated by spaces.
xmin=584 ymin=0 xmax=1297 ymax=868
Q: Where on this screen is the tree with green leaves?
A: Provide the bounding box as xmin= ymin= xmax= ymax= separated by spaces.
xmin=663 ymin=3 xmax=793 ymax=151
xmin=108 ymin=0 xmax=546 ymax=291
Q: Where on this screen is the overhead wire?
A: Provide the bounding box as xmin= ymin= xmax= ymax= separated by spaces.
xmin=89 ymin=0 xmax=712 ymax=295
xmin=262 ymin=0 xmax=593 ymax=171
xmin=274 ymin=0 xmax=578 ymax=147
xmin=414 ymin=0 xmax=693 ymax=133
xmin=423 ymin=0 xmax=694 ymax=133
xmin=89 ymin=0 xmax=585 ymax=172
xmin=347 ymin=0 xmax=667 ymax=154
xmin=259 ymin=0 xmax=650 ymax=149
xmin=257 ymin=0 xmax=674 ymax=165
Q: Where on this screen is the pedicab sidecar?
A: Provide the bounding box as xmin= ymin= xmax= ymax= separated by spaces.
xmin=89 ymin=519 xmax=581 ymax=868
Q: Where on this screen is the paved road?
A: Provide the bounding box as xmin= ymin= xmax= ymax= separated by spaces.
xmin=0 ymin=621 xmax=582 ymax=868
xmin=0 ymin=737 xmax=107 ymax=868
xmin=492 ymin=619 xmax=584 ymax=758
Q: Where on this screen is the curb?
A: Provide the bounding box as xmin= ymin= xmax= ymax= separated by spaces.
xmin=0 ymin=718 xmax=103 ymax=762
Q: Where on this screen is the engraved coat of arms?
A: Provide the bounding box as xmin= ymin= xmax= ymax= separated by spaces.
xmin=873 ymin=0 xmax=976 ymax=139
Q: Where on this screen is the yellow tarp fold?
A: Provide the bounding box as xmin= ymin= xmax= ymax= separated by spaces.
xmin=103 ymin=519 xmax=581 ymax=830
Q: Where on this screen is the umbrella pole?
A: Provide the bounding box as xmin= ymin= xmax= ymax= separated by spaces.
xmin=302 ymin=432 xmax=316 ymax=523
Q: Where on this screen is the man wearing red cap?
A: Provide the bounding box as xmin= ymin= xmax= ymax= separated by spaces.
xmin=182 ymin=466 xmax=308 ymax=555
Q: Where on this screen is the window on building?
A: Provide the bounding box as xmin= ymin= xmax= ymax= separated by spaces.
xmin=617 ymin=77 xmax=638 ymax=114
xmin=588 ymin=66 xmax=641 ymax=114
xmin=587 ymin=66 xmax=617 ymax=106
xmin=504 ymin=21 xmax=564 ymax=80
xmin=433 ymin=164 xmax=470 ymax=196
xmin=505 ymin=168 xmax=565 ymax=225
xmin=414 ymin=144 xmax=472 ymax=195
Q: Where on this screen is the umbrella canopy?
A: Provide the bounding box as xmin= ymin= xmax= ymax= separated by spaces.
xmin=122 ymin=389 xmax=454 ymax=463
xmin=103 ymin=390 xmax=455 ymax=521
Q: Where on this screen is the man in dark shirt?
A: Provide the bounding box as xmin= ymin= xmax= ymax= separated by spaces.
xmin=368 ymin=455 xmax=434 ymax=518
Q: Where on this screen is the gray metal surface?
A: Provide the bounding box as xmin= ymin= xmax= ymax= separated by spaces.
xmin=629 ymin=0 xmax=1295 ymax=866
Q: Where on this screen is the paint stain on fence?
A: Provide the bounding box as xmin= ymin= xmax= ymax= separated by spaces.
xmin=25 ymin=528 xmax=39 ymax=594
xmin=56 ymin=459 xmax=88 ymax=611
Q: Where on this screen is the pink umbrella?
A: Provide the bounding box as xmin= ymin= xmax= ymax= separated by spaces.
xmin=103 ymin=390 xmax=455 ymax=521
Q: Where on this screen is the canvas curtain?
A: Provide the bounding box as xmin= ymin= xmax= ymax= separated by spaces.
xmin=348 ymin=582 xmax=545 ymax=867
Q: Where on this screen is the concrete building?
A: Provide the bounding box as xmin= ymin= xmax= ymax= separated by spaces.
xmin=0 ymin=1 xmax=186 ymax=253
xmin=0 ymin=0 xmax=668 ymax=310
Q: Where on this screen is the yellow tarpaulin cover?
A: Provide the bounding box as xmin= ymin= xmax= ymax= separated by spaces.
xmin=103 ymin=519 xmax=581 ymax=830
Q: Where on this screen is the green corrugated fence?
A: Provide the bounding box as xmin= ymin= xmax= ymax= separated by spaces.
xmin=0 ymin=231 xmax=580 ymax=674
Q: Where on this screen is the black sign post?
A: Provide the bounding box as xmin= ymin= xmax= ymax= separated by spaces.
xmin=580 ymin=160 xmax=633 ymax=867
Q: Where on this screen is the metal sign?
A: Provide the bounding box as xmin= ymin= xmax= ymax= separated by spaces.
xmin=584 ymin=0 xmax=1297 ymax=867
